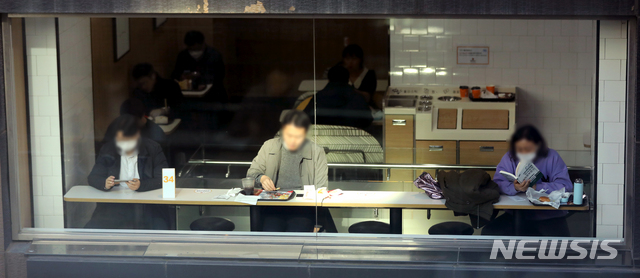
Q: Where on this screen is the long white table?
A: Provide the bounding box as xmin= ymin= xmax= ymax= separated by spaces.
xmin=65 ymin=186 xmax=588 ymax=234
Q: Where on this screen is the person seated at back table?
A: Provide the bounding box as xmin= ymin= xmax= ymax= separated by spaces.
xmin=341 ymin=44 xmax=379 ymax=109
xmin=102 ymin=98 xmax=166 ymax=145
xmin=171 ymin=30 xmax=226 ymax=102
xmin=303 ymin=65 xmax=373 ymax=129
xmin=247 ymin=110 xmax=328 ymax=232
xmin=85 ymin=115 xmax=170 ymax=229
xmin=132 ymin=63 xmax=183 ymax=118
xmin=482 ymin=125 xmax=573 ymax=237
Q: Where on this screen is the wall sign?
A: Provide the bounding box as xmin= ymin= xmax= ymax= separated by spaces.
xmin=457 ymin=46 xmax=490 ymax=65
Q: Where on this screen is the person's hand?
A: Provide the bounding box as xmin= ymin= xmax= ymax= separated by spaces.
xmin=514 ymin=180 xmax=531 ymax=192
xmin=126 ymin=178 xmax=141 ymax=191
xmin=105 ymin=176 xmax=116 ymax=190
xmin=260 ymin=175 xmax=276 ymax=191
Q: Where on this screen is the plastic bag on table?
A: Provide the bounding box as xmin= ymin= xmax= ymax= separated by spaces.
xmin=525 ymin=187 xmax=565 ymax=209
xmin=414 ymin=172 xmax=443 ymax=199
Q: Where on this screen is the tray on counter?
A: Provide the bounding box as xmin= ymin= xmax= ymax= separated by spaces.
xmin=469 ymin=92 xmax=516 ymax=102
xmin=240 ymin=189 xmax=296 ymax=201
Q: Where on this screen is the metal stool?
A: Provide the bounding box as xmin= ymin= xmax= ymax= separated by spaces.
xmin=190 ymin=217 xmax=235 ymax=231
xmin=348 ymin=221 xmax=391 ymax=234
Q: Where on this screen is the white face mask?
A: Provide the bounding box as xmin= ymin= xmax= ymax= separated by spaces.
xmin=189 ymin=50 xmax=204 ymax=59
xmin=516 ymin=152 xmax=536 ymax=162
xmin=116 ymin=140 xmax=138 ymax=153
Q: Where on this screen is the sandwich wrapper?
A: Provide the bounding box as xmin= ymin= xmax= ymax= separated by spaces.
xmin=525 ymin=187 xmax=565 ymax=209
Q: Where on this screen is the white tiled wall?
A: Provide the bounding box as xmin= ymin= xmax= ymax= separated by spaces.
xmin=25 ymin=18 xmax=64 ymax=228
xmin=58 ymin=18 xmax=96 ymax=228
xmin=596 ymin=20 xmax=627 ymax=239
xmin=389 ymin=19 xmax=596 ymax=166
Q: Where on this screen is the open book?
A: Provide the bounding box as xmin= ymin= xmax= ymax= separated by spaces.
xmin=499 ymin=161 xmax=544 ymax=185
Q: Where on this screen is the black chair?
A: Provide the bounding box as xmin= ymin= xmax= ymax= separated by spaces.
xmin=428 ymin=222 xmax=474 ymax=235
xmin=348 ymin=221 xmax=391 ymax=234
xmin=190 ymin=217 xmax=235 ymax=231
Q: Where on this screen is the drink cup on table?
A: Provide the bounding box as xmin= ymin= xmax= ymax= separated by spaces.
xmin=242 ymin=177 xmax=255 ymax=195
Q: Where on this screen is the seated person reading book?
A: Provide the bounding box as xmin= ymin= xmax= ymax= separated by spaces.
xmin=483 ymin=125 xmax=573 ymax=237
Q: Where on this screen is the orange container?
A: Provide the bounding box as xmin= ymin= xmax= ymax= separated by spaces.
xmin=486 ymin=85 xmax=496 ymax=94
xmin=459 ymin=86 xmax=469 ymax=97
xmin=471 ymin=86 xmax=482 ymax=98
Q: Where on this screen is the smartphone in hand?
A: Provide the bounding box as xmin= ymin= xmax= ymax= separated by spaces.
xmin=113 ymin=179 xmax=131 ymax=183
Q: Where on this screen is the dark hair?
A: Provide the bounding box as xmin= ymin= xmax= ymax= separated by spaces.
xmin=327 ymin=65 xmax=350 ymax=84
xmin=120 ymin=98 xmax=147 ymax=118
xmin=184 ymin=31 xmax=205 ymax=46
xmin=509 ymin=125 xmax=549 ymax=159
xmin=132 ymin=63 xmax=154 ymax=80
xmin=281 ymin=110 xmax=311 ymax=131
xmin=111 ymin=114 xmax=140 ymax=137
xmin=342 ymin=44 xmax=364 ymax=68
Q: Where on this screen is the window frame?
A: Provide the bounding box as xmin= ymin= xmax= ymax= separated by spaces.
xmin=1 ymin=14 xmax=636 ymax=256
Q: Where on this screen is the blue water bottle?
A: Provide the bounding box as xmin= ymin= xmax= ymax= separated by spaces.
xmin=573 ymin=178 xmax=583 ymax=205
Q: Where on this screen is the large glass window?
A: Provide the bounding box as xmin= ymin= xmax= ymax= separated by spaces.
xmin=7 ymin=16 xmax=626 ymax=239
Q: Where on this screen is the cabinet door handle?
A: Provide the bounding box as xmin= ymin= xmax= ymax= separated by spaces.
xmin=429 ymin=145 xmax=443 ymax=151
xmin=479 ymin=146 xmax=494 ymax=152
xmin=392 ymin=119 xmax=406 ymax=126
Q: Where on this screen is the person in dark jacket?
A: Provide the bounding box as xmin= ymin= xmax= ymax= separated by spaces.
xmin=85 ymin=115 xmax=170 ymax=229
xmin=132 ymin=63 xmax=183 ymax=118
xmin=171 ymin=30 xmax=226 ymax=102
xmin=304 ymin=66 xmax=373 ymax=129
xmin=102 ymin=98 xmax=166 ymax=145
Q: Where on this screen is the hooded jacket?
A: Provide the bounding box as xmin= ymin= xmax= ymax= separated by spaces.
xmin=247 ymin=137 xmax=328 ymax=189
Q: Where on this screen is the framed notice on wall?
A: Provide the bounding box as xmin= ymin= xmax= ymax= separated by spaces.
xmin=113 ymin=18 xmax=130 ymax=62
xmin=457 ymin=46 xmax=490 ymax=65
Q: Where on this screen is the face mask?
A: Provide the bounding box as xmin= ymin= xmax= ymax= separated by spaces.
xmin=516 ymin=152 xmax=536 ymax=162
xmin=189 ymin=50 xmax=204 ymax=59
xmin=116 ymin=140 xmax=137 ymax=153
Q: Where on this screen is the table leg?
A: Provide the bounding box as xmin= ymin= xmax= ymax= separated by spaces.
xmin=250 ymin=206 xmax=261 ymax=231
xmin=514 ymin=210 xmax=524 ymax=236
xmin=390 ymin=208 xmax=403 ymax=234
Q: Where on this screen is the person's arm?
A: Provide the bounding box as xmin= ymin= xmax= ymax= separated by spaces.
xmin=137 ymin=143 xmax=168 ymax=192
xmin=533 ymin=153 xmax=573 ymax=192
xmin=88 ymin=148 xmax=114 ymax=191
xmin=247 ymin=142 xmax=269 ymax=185
xmin=493 ymin=154 xmax=518 ymax=195
xmin=314 ymin=146 xmax=329 ymax=188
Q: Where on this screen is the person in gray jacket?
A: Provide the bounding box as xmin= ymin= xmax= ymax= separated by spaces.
xmin=247 ymin=110 xmax=328 ymax=232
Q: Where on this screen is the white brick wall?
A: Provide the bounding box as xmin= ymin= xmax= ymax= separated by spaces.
xmin=25 ymin=18 xmax=64 ymax=228
xmin=389 ymin=19 xmax=596 ymax=166
xmin=596 ymin=20 xmax=627 ymax=239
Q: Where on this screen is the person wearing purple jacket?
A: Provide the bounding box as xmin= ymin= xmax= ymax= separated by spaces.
xmin=482 ymin=125 xmax=573 ymax=236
